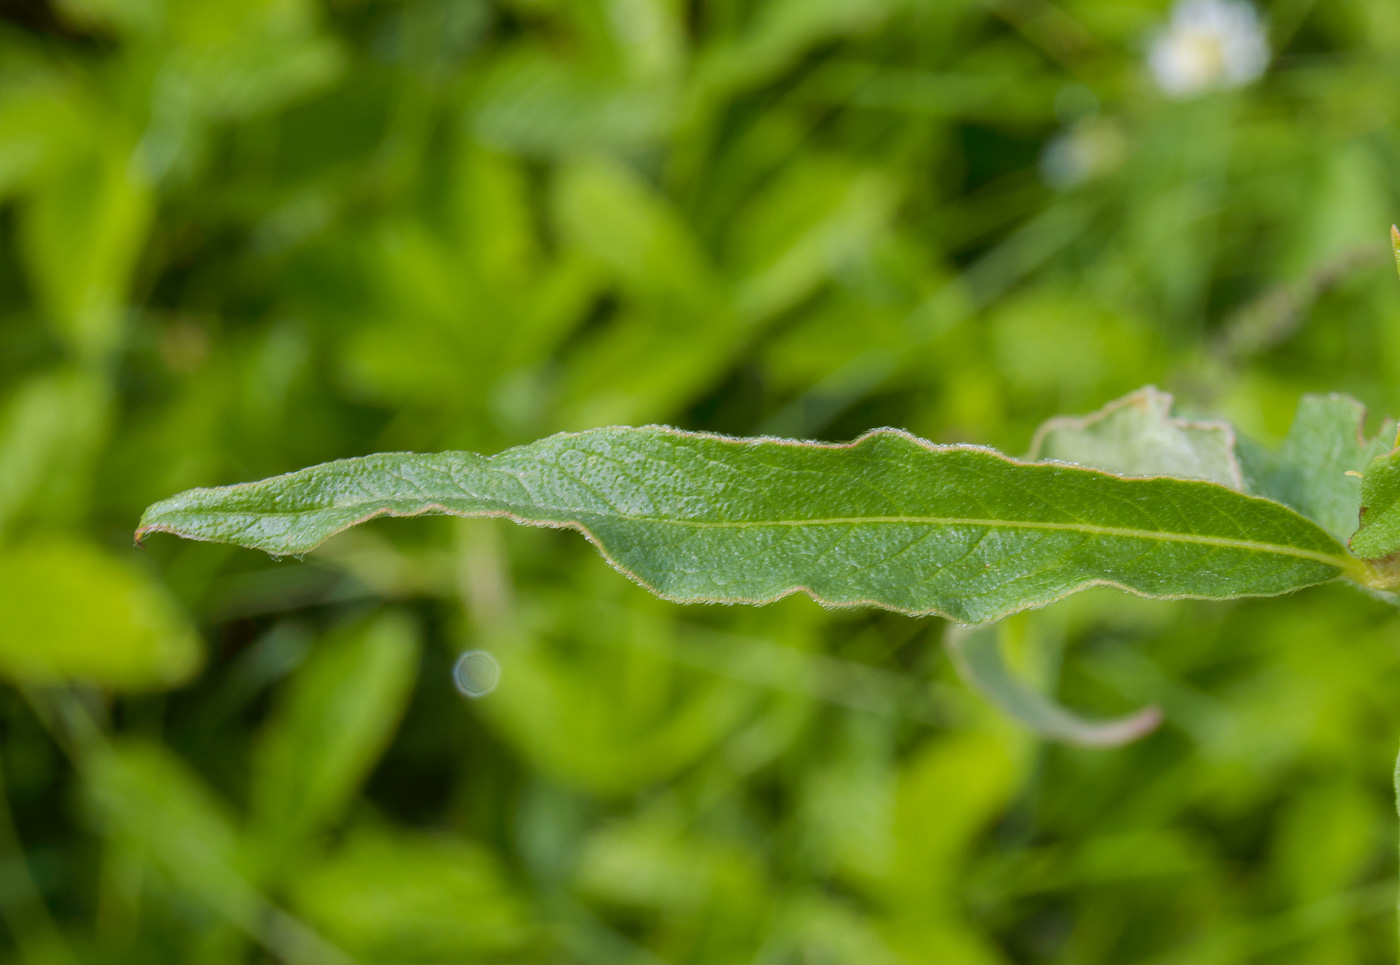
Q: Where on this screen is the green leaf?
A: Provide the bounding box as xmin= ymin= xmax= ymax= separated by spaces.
xmin=553 ymin=157 xmax=718 ymax=309
xmin=0 ymin=538 xmax=201 ymax=689
xmin=289 ymin=827 xmax=532 ymax=962
xmin=83 ymin=740 xmax=355 ymax=964
xmin=472 ymin=53 xmax=672 ymax=158
xmin=19 ymin=142 xmax=151 ymax=359
xmin=729 ymin=162 xmax=895 ymax=324
xmin=1237 ymin=394 xmax=1394 ymax=544
xmin=0 ymin=370 xmax=109 ymax=537
xmin=248 ymin=612 xmax=419 ymax=864
xmin=1348 ymin=444 xmax=1400 ymax=561
xmin=1029 ymin=386 xmax=1243 ymax=489
xmin=478 ymin=607 xmax=758 ymax=795
xmin=138 ymin=427 xmax=1361 ymax=625
xmin=945 ymin=620 xmax=1160 ymax=746
xmin=83 ymin=741 xmax=255 ymax=925
xmin=1037 ymin=389 xmax=1396 ymax=550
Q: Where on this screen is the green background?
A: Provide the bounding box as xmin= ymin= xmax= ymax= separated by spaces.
xmin=3 ymin=0 xmax=1400 ymax=961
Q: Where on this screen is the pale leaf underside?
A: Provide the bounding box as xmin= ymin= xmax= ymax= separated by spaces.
xmin=1030 ymin=386 xmax=1243 ymax=490
xmin=944 ymin=622 xmax=1161 ymax=747
xmin=137 ymin=427 xmax=1356 ymax=625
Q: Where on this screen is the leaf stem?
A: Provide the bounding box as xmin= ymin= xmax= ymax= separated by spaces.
xmin=1354 ymin=556 xmax=1400 ymax=591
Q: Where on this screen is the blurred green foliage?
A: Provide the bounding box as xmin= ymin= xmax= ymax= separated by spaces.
xmin=3 ymin=0 xmax=1400 ymax=961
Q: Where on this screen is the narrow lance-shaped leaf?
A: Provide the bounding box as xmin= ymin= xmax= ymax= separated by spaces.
xmin=137 ymin=427 xmax=1365 ymax=625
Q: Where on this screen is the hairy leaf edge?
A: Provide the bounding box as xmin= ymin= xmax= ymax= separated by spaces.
xmin=136 ymin=425 xmax=1372 ymax=624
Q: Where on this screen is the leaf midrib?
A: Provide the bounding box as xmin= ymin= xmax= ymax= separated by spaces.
xmin=183 ymin=502 xmax=1352 ymax=570
xmin=621 ymin=515 xmax=1348 ymax=567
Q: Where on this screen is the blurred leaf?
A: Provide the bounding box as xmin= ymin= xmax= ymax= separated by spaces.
xmin=56 ymin=0 xmax=343 ymax=180
xmin=553 ymin=157 xmax=717 ymax=307
xmin=472 ymin=52 xmax=673 ymax=157
xmin=986 ymin=287 xmax=1161 ymax=406
xmin=138 ymin=424 xmax=1359 ymax=624
xmin=163 ymin=0 xmax=343 ymax=116
xmin=574 ymin=803 xmax=764 ymax=912
xmin=82 ymin=739 xmax=356 ymax=964
xmin=880 ymin=729 xmax=1019 ymax=963
xmin=249 ymin=612 xmax=419 ymax=860
xmin=448 ymin=147 xmax=541 ymax=295
xmin=55 ymin=0 xmax=164 ymax=36
xmin=19 ymin=143 xmax=151 ymax=358
xmin=83 ymin=740 xmax=253 ymax=922
xmin=481 ymin=606 xmax=757 ymax=795
xmin=605 ymin=0 xmax=687 ymax=81
xmin=693 ymin=0 xmax=895 ymax=105
xmin=0 ymin=370 xmax=109 ymax=537
xmin=550 ymin=157 xmax=744 ymax=423
xmin=1030 ymin=386 xmax=1243 ymax=489
xmin=1272 ymin=781 xmax=1376 ymax=905
xmin=0 ymin=69 xmax=88 ymax=198
xmin=729 ymin=161 xmax=895 ymax=323
xmin=0 ymin=539 xmax=200 ymax=689
xmin=768 ymin=895 xmax=906 ymax=965
xmin=289 ymin=827 xmax=532 ymax=963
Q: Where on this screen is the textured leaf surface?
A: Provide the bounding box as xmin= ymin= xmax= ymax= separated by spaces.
xmin=1029 ymin=386 xmax=1242 ymax=489
xmin=1362 ymin=231 xmax=1400 ymax=561
xmin=1237 ymin=394 xmax=1394 ymax=544
xmin=138 ymin=428 xmax=1357 ymax=625
xmin=1349 ymin=444 xmax=1400 ymax=559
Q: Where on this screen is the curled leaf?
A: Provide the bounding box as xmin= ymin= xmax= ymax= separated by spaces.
xmin=945 ymin=620 xmax=1160 ymax=747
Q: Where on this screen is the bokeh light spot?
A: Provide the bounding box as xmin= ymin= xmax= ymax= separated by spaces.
xmin=453 ymin=650 xmax=500 ymax=698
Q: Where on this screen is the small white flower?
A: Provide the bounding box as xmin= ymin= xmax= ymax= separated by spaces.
xmin=1148 ymin=0 xmax=1269 ymax=98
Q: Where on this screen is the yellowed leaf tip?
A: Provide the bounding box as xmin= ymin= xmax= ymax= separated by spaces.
xmin=1392 ymin=225 xmax=1400 ymax=279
